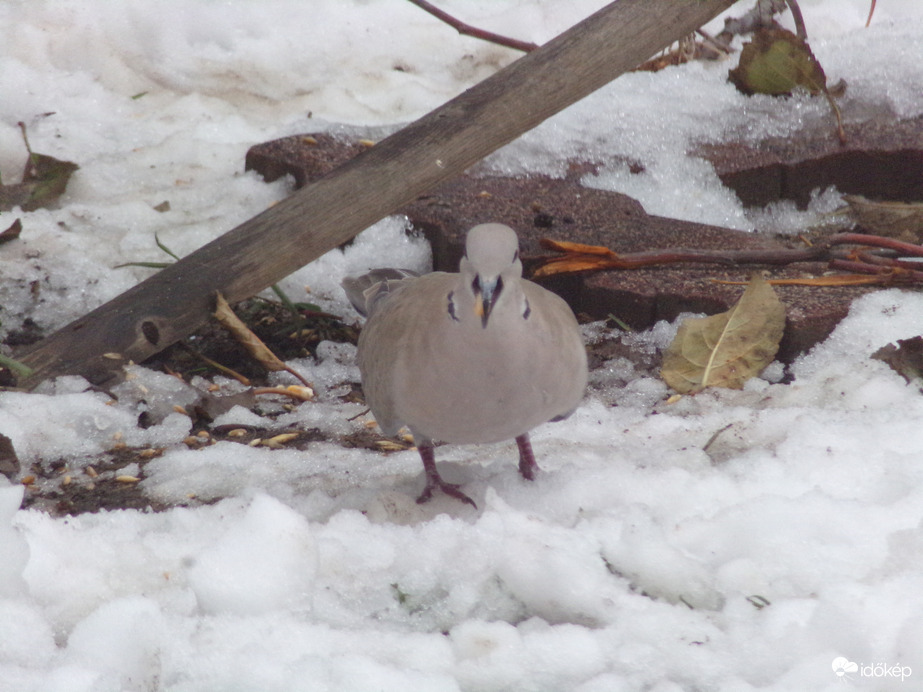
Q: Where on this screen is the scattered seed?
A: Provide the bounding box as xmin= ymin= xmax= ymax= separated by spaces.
xmin=138 ymin=448 xmax=163 ymax=459
xmin=227 ymin=428 xmax=247 ymax=438
xmin=375 ymin=440 xmax=407 ymax=451
xmin=102 ymin=352 xmax=123 ymax=360
xmin=267 ymin=432 xmax=298 ymax=445
xmin=21 ymin=475 xmax=36 ymax=485
xmin=665 ymin=393 xmax=682 ymax=405
xmin=358 ymin=138 xmax=375 ymax=147
xmin=116 ymin=475 xmax=140 ymax=483
xmin=285 ymin=385 xmax=314 ymax=401
xmin=86 ymin=466 xmax=99 ymax=478
xmin=173 ymin=405 xmax=188 ymax=415
xmin=62 ymin=475 xmax=72 ymax=486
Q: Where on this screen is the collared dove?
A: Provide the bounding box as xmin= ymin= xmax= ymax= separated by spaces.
xmin=343 ymin=223 xmax=587 ymax=507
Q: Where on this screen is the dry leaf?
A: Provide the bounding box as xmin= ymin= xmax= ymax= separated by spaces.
xmin=729 ymin=28 xmax=826 ymax=96
xmin=872 ymin=336 xmax=923 ymax=385
xmin=533 ymin=238 xmax=624 ymax=278
xmin=0 ymin=218 xmax=23 ymax=244
xmin=0 ymin=153 xmax=79 ymax=212
xmin=728 ymin=28 xmax=845 ymax=143
xmin=0 ymin=432 xmax=20 ymax=479
xmin=214 ymin=291 xmax=289 ymax=371
xmin=843 ymin=195 xmax=923 ymax=243
xmin=661 ymin=274 xmax=786 ymax=394
xmin=213 ymin=291 xmax=312 ymax=388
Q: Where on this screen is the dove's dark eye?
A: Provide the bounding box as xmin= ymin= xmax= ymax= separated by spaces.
xmin=447 ymin=291 xmax=459 ymax=321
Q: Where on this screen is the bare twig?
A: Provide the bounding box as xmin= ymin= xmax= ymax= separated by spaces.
xmin=695 ymin=28 xmax=733 ymax=55
xmin=865 ymin=0 xmax=877 ymax=27
xmin=827 ymin=233 xmax=923 ymax=257
xmin=406 ymin=0 xmax=539 ymax=53
xmin=784 ymin=0 xmax=808 ymax=40
xmin=532 ymin=232 xmax=923 ymax=286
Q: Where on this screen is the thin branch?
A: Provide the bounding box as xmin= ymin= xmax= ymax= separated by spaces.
xmin=826 ymin=233 xmax=923 ymax=257
xmin=865 ymin=0 xmax=877 ymax=27
xmin=784 ymin=0 xmax=808 ymax=40
xmin=531 ymin=233 xmax=923 ymax=285
xmin=406 ymin=0 xmax=539 ymax=53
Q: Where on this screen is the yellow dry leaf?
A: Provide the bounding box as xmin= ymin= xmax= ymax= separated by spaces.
xmin=214 ymin=292 xmax=287 ymax=372
xmin=214 ymin=291 xmax=312 ymax=388
xmin=661 ymin=274 xmax=786 ymax=394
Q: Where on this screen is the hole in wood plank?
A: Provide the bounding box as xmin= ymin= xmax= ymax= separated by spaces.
xmin=141 ymin=320 xmax=160 ymax=345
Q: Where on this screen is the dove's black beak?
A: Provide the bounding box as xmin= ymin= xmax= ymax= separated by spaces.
xmin=473 ymin=276 xmax=503 ymax=328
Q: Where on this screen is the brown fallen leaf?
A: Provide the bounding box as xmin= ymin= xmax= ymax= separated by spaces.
xmin=0 ymin=218 xmax=23 ymax=244
xmin=728 ymin=28 xmax=844 ymax=143
xmin=0 ymin=124 xmax=79 ymax=212
xmin=872 ymin=336 xmax=923 ymax=386
xmin=729 ymin=28 xmax=826 ymax=95
xmin=661 ymin=273 xmax=786 ymax=394
xmin=842 ymin=195 xmax=923 ymax=243
xmin=0 ymin=432 xmax=20 ymax=480
xmin=213 ymin=291 xmax=313 ymax=388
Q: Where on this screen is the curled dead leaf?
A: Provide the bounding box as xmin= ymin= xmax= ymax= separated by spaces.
xmin=213 ymin=291 xmax=312 ymax=388
xmin=728 ymin=27 xmax=844 ymax=143
xmin=0 ymin=219 xmax=23 ymax=244
xmin=533 ymin=238 xmax=624 ymax=278
xmin=729 ymin=28 xmax=826 ymax=96
xmin=872 ymin=336 xmax=923 ymax=386
xmin=843 ymin=195 xmax=923 ymax=243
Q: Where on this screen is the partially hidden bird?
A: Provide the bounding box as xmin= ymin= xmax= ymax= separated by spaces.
xmin=343 ymin=223 xmax=588 ymax=507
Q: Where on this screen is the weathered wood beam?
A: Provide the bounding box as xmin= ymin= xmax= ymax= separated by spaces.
xmin=15 ymin=0 xmax=736 ymax=387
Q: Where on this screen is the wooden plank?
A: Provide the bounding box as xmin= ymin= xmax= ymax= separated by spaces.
xmin=14 ymin=0 xmax=736 ymax=387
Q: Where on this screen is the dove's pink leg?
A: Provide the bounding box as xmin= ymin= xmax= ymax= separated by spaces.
xmin=416 ymin=444 xmax=477 ymax=508
xmin=516 ymin=434 xmax=539 ymax=481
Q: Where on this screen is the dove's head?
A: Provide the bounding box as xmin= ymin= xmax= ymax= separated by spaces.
xmin=459 ymin=223 xmax=523 ymax=328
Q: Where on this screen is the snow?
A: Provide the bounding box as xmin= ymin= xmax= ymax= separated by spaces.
xmin=2 ymin=1 xmax=923 ymax=690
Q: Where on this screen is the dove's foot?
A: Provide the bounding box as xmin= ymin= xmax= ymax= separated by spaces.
xmin=516 ymin=434 xmax=540 ymax=481
xmin=416 ymin=444 xmax=477 ymax=508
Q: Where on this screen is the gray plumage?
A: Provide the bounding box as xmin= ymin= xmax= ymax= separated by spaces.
xmin=345 ymin=223 xmax=588 ymax=506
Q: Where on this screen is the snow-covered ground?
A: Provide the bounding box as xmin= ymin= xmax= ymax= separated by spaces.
xmin=2 ymin=1 xmax=923 ymax=690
